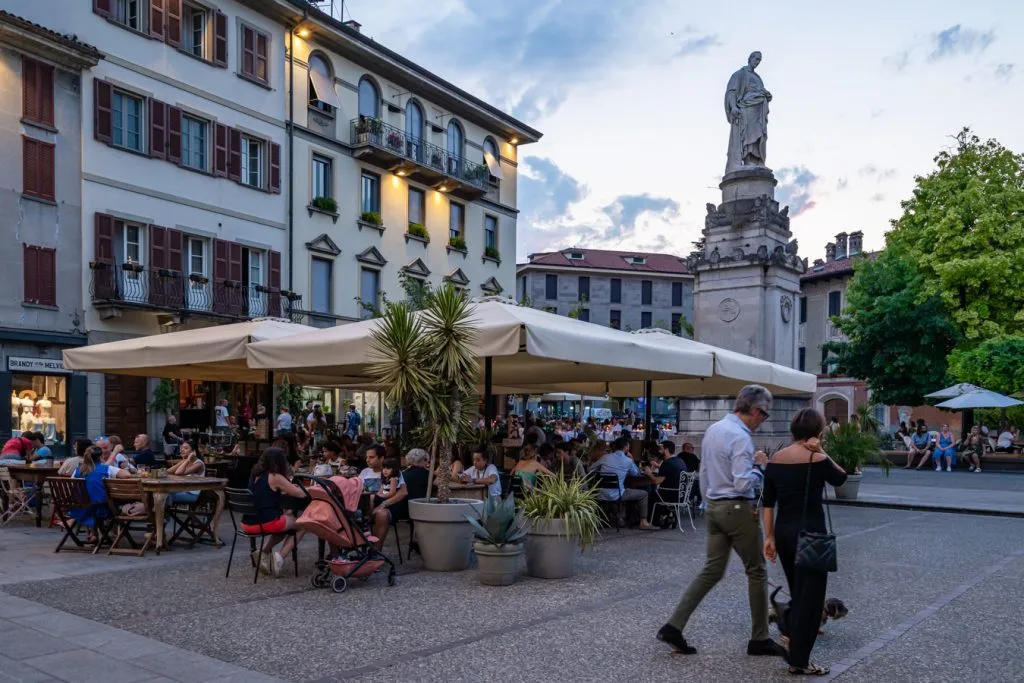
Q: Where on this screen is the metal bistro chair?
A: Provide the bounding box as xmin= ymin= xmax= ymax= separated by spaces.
xmin=651 ymin=471 xmax=698 ymax=533
xmin=0 ymin=467 xmax=34 ymax=526
xmin=224 ymin=487 xmax=298 ymax=584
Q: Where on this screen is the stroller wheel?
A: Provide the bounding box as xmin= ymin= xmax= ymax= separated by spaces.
xmin=332 ymin=576 xmax=347 ymax=594
xmin=311 ymin=574 xmax=324 ymax=589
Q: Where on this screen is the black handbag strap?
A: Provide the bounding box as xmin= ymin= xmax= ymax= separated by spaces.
xmin=800 ymin=449 xmax=833 ymax=533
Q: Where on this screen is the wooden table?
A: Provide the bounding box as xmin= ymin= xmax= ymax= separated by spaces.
xmin=4 ymin=464 xmax=60 ymax=527
xmin=141 ymin=475 xmax=227 ymax=549
xmin=445 ymin=483 xmax=489 ymax=502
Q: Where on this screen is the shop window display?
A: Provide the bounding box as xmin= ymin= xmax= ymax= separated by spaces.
xmin=10 ymin=375 xmax=66 ymax=447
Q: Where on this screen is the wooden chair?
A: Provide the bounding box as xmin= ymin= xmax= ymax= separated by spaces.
xmin=47 ymin=477 xmax=112 ymax=553
xmin=104 ymin=479 xmax=157 ymax=556
xmin=168 ymin=489 xmax=218 ymax=547
xmin=593 ymin=473 xmax=625 ymax=532
xmin=224 ymin=487 xmax=298 ymax=584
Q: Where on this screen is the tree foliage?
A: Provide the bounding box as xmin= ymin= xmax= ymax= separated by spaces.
xmin=825 ymin=246 xmax=958 ymax=406
xmin=886 ymin=129 xmax=1024 ymax=340
xmin=947 ymin=335 xmax=1024 ymax=396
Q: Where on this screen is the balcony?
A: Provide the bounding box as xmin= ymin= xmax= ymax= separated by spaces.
xmin=350 ymin=116 xmax=488 ymax=200
xmin=89 ymin=262 xmax=302 ymax=322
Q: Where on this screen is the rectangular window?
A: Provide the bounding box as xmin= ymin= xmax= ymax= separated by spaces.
xmin=112 ymin=91 xmax=144 ymax=152
xmin=449 ymin=201 xmax=465 ymax=240
xmin=545 ymin=274 xmax=557 ymax=300
xmin=241 ymin=24 xmax=269 ymax=84
xmin=181 ymin=115 xmax=207 ymax=170
xmin=408 ymin=187 xmax=425 ymax=226
xmin=641 ymin=311 xmax=652 ymax=329
xmin=641 ymin=280 xmax=653 ymax=306
xmin=182 ymin=3 xmax=209 ymax=59
xmin=484 ymin=215 xmax=498 ymax=251
xmin=186 ymin=237 xmax=208 ymax=310
xmin=671 ymin=313 xmax=683 ymax=335
xmin=672 ymin=281 xmax=683 ymax=307
xmin=798 ymin=347 xmax=806 ymax=372
xmin=22 ymin=136 xmax=55 ymax=202
xmin=311 ymin=257 xmax=332 ymax=314
xmin=312 ymin=154 xmax=332 ymax=199
xmin=23 ymin=245 xmax=56 ymax=306
xmin=610 ymin=278 xmax=621 ymax=304
xmin=244 ymin=249 xmax=263 ymax=286
xmin=114 ymin=0 xmax=144 ymax=31
xmin=240 ymin=136 xmax=264 ymax=188
xmin=828 ymin=291 xmax=842 ymax=317
xmin=360 ymin=268 xmax=380 ymax=320
xmin=121 ymin=224 xmax=143 ymax=280
xmin=360 ymin=171 xmax=380 ymax=214
xmin=21 ymin=57 xmax=54 ymax=127
xmin=799 ymin=296 xmax=808 ymax=324
xmin=609 ymin=309 xmax=621 ymax=330
xmin=578 ymin=308 xmax=590 ymax=323
xmin=188 ymin=238 xmax=206 ymax=275
xmin=578 ymin=276 xmax=590 ymax=302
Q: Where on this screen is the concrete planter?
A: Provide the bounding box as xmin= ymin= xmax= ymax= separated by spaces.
xmin=408 ymin=498 xmax=484 ymax=572
xmin=833 ymin=473 xmax=861 ymax=500
xmin=525 ymin=518 xmax=578 ymax=579
xmin=473 ymin=541 xmax=523 ymax=586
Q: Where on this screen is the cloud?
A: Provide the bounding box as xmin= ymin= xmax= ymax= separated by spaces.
xmin=836 ymin=177 xmax=849 ymax=191
xmin=637 ymin=234 xmax=670 ymax=252
xmin=995 ymin=63 xmax=1015 ymax=81
xmin=519 ymin=157 xmax=587 ymax=223
xmin=674 ymin=32 xmax=721 ymax=60
xmin=601 ymin=194 xmax=681 ymax=239
xmin=858 ymin=165 xmax=897 ymax=181
xmin=883 ymin=50 xmax=911 ymax=71
xmin=929 ymin=25 xmax=995 ymax=61
xmin=775 ymin=166 xmax=819 ymax=217
xmin=869 ymin=193 xmax=886 ymax=202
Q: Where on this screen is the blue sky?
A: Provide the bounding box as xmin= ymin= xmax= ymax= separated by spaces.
xmin=344 ymin=0 xmax=1024 ymax=263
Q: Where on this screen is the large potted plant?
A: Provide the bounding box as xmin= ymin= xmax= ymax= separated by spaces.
xmin=466 ymin=495 xmax=527 ymax=585
xmin=520 ymin=474 xmax=604 ymax=579
xmin=823 ymin=407 xmax=889 ymax=500
xmin=369 ymin=285 xmax=483 ymax=571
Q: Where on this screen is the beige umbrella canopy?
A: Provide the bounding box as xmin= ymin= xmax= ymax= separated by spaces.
xmin=62 ymin=318 xmax=316 ymax=383
xmin=247 ymin=300 xmax=716 ymax=389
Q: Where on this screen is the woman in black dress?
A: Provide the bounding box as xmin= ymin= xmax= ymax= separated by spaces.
xmin=762 ymin=408 xmax=847 ymax=675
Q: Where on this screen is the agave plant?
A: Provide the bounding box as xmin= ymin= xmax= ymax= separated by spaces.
xmin=368 ymin=284 xmax=478 ymax=504
xmin=465 ymin=495 xmax=527 ymax=547
xmin=520 ymin=474 xmax=605 ymax=551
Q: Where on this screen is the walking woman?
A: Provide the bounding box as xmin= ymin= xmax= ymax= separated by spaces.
xmin=762 ymin=408 xmax=847 ymax=675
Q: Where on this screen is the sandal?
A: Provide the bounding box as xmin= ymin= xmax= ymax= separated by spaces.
xmin=789 ymin=664 xmax=830 ymax=676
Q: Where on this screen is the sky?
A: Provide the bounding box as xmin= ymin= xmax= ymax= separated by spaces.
xmin=337 ymin=0 xmax=1024 ymax=263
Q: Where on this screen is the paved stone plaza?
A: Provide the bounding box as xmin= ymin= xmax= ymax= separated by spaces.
xmin=1 ymin=476 xmax=1023 ymax=683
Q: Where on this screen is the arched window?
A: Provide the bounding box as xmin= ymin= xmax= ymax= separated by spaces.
xmin=446 ymin=119 xmax=463 ymax=175
xmin=482 ymin=137 xmax=503 ymax=189
xmin=358 ymin=76 xmax=379 ymax=118
xmin=308 ymin=53 xmax=337 ymax=113
xmin=405 ymin=100 xmax=424 ymax=161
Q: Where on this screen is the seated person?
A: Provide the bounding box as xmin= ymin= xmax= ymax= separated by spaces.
xmin=373 ymin=457 xmax=405 ymax=510
xmin=59 ymin=439 xmax=91 ymax=476
xmin=555 ymin=442 xmax=586 ymax=480
xmin=933 ymin=424 xmax=957 ymax=471
xmin=165 ymin=441 xmax=206 ymax=507
xmin=162 ymin=415 xmax=185 ymax=447
xmin=679 ymin=441 xmax=700 ymax=473
xmin=359 ymin=444 xmax=407 ymax=546
xmin=960 ymin=426 xmax=985 ymax=473
xmin=645 ymin=441 xmax=687 ymax=502
xmin=319 ymin=440 xmax=344 ymax=475
xmin=0 ymin=431 xmax=44 ymax=464
xmin=510 ymin=444 xmax=554 ymax=489
xmin=241 ymin=447 xmax=308 ymax=577
xmin=459 ymin=446 xmax=502 ymax=498
xmin=589 ymin=435 xmax=652 ymax=530
xmin=905 ymin=425 xmax=934 ymax=470
xmin=402 ymin=448 xmax=431 ymax=501
xmin=104 ymin=436 xmax=138 ymax=473
xmin=995 ymin=427 xmax=1018 ymax=454
xmin=537 ymin=442 xmax=556 ymax=471
xmin=439 ymin=453 xmax=465 ymax=481
xmin=71 ymin=445 xmax=134 ymax=541
xmin=133 ymin=434 xmax=157 ymax=468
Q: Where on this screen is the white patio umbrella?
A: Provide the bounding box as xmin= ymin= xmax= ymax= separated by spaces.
xmin=935 ymin=389 xmax=1023 ymax=410
xmin=63 ymin=318 xmax=316 ymax=383
xmin=924 ymin=382 xmax=982 ymax=400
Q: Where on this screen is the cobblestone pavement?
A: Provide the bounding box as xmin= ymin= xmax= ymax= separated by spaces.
xmin=1 ymin=502 xmax=1022 ymax=682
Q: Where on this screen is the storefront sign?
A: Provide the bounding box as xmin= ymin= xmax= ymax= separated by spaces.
xmin=6 ymin=356 xmax=72 ymax=374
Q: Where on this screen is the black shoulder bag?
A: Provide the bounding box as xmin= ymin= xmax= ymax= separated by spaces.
xmin=795 ymin=452 xmax=837 ymax=573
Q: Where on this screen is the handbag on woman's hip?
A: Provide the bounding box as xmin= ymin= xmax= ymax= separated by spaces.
xmin=795 ymin=452 xmax=837 ymax=573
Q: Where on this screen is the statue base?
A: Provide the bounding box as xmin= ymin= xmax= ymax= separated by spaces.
xmin=674 ymin=396 xmax=809 ymax=449
xmin=721 ymin=166 xmax=778 ymax=202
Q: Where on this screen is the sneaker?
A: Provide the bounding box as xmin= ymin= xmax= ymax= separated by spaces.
xmin=934 ymin=465 xmax=941 ymax=471
xmin=657 ymin=624 xmax=696 ymax=654
xmin=747 ymin=638 xmax=787 ymax=657
xmin=968 ymin=465 xmax=976 ymax=472
xmin=271 ymin=551 xmax=284 ymax=577
xmin=945 ymin=466 xmax=952 ymax=472
xmin=974 ymin=467 xmax=982 ymax=473
xmin=258 ymin=552 xmax=272 ymax=575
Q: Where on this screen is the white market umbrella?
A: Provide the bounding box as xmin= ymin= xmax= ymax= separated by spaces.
xmin=935 ymin=389 xmax=1023 ymax=410
xmin=925 ymin=382 xmax=982 ymax=400
xmin=63 ymin=318 xmax=316 ymax=383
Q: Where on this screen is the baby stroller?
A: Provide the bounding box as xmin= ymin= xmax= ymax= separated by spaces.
xmin=294 ymin=474 xmax=396 ymax=594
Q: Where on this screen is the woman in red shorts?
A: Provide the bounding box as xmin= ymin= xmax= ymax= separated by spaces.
xmin=242 ymin=448 xmax=308 ymax=577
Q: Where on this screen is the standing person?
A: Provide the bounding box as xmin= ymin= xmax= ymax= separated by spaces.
xmin=215 ymin=399 xmax=230 ymax=433
xmin=345 ymin=404 xmax=362 ymax=440
xmin=275 ymin=406 xmax=293 ymax=436
xmin=657 ymin=384 xmax=783 ymax=657
xmin=762 ymin=408 xmax=847 ymax=676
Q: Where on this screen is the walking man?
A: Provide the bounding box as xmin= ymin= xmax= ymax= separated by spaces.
xmin=657 ymin=384 xmax=784 ymax=658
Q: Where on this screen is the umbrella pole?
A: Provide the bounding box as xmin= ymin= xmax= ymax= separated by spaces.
xmin=644 ymin=380 xmax=653 ymax=448
xmin=483 ymin=357 xmax=493 ymax=428
xmin=265 ymin=371 xmax=274 ymax=440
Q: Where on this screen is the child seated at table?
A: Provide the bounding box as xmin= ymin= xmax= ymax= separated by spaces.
xmin=373 ymin=458 xmax=402 ymax=509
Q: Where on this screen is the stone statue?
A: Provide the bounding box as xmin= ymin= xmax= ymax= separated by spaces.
xmin=725 ymin=51 xmax=771 ymax=173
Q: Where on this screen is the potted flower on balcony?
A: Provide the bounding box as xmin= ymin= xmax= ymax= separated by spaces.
xmin=360 ymin=210 xmax=383 ymax=226
xmin=484 ymin=246 xmax=501 ymax=263
xmin=448 ymin=235 xmax=467 ymax=252
xmin=121 ymin=260 xmax=144 ymax=274
xmin=406 ymin=222 xmax=430 ymax=243
xmin=429 ymin=150 xmax=443 ymax=170
xmin=466 ymin=495 xmax=527 ymax=586
xmin=520 ymin=474 xmax=603 ymax=579
xmin=189 ymin=273 xmax=209 ymax=285
xmin=310 ymin=196 xmax=338 ymax=214
xmin=386 ymin=131 xmax=404 ymax=152
xmin=355 ymin=115 xmax=382 ymax=143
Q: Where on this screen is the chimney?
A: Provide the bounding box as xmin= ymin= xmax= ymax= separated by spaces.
xmin=834 ymin=232 xmax=848 ymax=260
xmin=825 ymin=242 xmax=836 ymax=262
xmin=849 ymin=230 xmax=863 ymax=256
xmin=343 ymin=19 xmax=361 ymax=33
xmin=813 ymin=258 xmax=824 ymax=267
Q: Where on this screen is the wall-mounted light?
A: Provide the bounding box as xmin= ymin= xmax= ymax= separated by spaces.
xmin=437 ymin=185 xmax=448 ymax=192
xmin=297 ymin=27 xmax=311 ymax=38
xmin=395 ymin=170 xmax=407 ymax=177
xmin=509 ymin=136 xmax=519 ymax=145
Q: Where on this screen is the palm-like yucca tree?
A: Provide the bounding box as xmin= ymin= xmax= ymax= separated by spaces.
xmin=369 ymin=284 xmax=478 ymax=503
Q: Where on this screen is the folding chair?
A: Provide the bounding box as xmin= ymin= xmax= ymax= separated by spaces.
xmin=0 ymin=467 xmax=34 ymax=525
xmin=651 ymin=472 xmax=698 ymax=532
xmin=104 ymin=479 xmax=157 ymax=556
xmin=224 ymin=487 xmax=298 ymax=584
xmin=47 ymin=477 xmax=113 ymax=553
xmin=168 ymin=489 xmax=219 ymax=547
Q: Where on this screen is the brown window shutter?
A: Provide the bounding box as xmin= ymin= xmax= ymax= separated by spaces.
xmin=228 ymin=241 xmax=244 ymax=315
xmin=214 ymin=12 xmax=228 ymax=68
xmin=167 ymin=106 xmax=182 ymax=164
xmin=268 ymin=250 xmax=281 ymax=316
xmin=39 ymin=248 xmax=56 ymax=306
xmin=40 ymin=141 xmax=55 ymax=201
xmin=269 ymin=142 xmax=281 ymax=194
xmin=22 ymin=137 xmax=40 ymax=198
xmin=256 ymin=33 xmax=268 ymax=82
xmin=94 ymin=79 xmax=113 ymax=144
xmin=22 ymin=57 xmax=39 ymax=122
xmin=93 ymin=0 xmax=112 ymax=19
xmin=167 ymin=228 xmax=184 ymax=306
xmin=94 ymin=214 xmax=116 ymax=299
xmin=39 ymin=62 xmax=54 ymax=127
xmin=150 ymin=225 xmax=168 ymax=306
xmin=213 ymin=239 xmax=229 ymax=313
xmin=214 ymin=123 xmax=228 ymax=177
xmin=150 ymin=0 xmax=166 ymax=40
xmin=241 ymin=26 xmax=254 ymax=76
xmin=228 ymin=128 xmax=241 ymax=182
xmin=23 ymin=245 xmax=39 ymax=303
xmin=150 ymin=99 xmax=166 ymax=159
xmin=166 ymin=0 xmax=182 ymax=47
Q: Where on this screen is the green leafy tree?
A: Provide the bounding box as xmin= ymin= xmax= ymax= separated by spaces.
xmin=886 ymin=129 xmax=1024 ymax=340
xmin=567 ymin=295 xmax=589 ymax=320
xmin=824 ymin=246 xmax=959 ymax=405
xmin=948 ymin=335 xmax=1024 ymax=396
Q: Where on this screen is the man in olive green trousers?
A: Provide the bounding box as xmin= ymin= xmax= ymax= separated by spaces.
xmin=656 ymin=385 xmax=785 ymax=658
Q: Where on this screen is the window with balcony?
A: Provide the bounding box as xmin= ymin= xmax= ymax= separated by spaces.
xmin=449 ymin=201 xmax=465 ymax=241
xmin=311 ymin=257 xmax=332 ymax=315
xmin=112 ymin=91 xmax=144 ymax=153
xmin=610 ymin=278 xmax=621 ymax=304
xmin=240 ymin=136 xmax=264 ymax=188
xmin=610 ymin=309 xmax=621 ymax=330
xmin=672 ymin=281 xmax=683 ymax=307
xmin=186 ymin=237 xmax=209 ymax=310
xmin=446 ymin=119 xmax=463 ymax=175
xmin=181 ymin=115 xmax=208 ymax=171
xmin=578 ymin=276 xmax=590 ymax=302
xmin=358 ymin=76 xmax=379 ymax=118
xmin=360 ymin=267 xmax=380 ymax=319
xmin=545 ymin=274 xmax=557 ymax=300
xmin=408 ymin=187 xmax=425 ymax=228
xmin=641 ymin=311 xmax=652 ymax=329
xmin=405 ymin=99 xmax=423 ymax=161
xmin=183 ymin=2 xmax=210 ymax=59
xmin=641 ymin=280 xmax=652 ymax=306
xmin=361 ymin=171 xmax=380 ymax=215
xmin=312 ymin=154 xmax=332 ymax=200
xmin=121 ymin=224 xmax=143 ymax=280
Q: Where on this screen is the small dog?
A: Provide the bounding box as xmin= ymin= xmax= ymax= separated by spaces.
xmin=770 ymin=585 xmax=849 ymax=635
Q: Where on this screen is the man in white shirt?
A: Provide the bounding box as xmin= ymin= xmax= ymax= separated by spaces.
xmin=996 ymin=427 xmax=1017 ymax=453
xmin=358 ymin=444 xmax=406 ymax=547
xmin=460 ymin=446 xmax=501 ymax=497
xmin=214 ymin=399 xmax=230 ymax=432
xmin=589 ymin=436 xmax=652 ymax=530
xmin=275 ymin=407 xmax=293 ymax=436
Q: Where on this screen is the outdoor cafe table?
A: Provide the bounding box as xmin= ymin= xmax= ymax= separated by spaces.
xmin=141 ymin=475 xmax=227 ymax=549
xmin=4 ymin=463 xmax=60 ymax=527
xmin=443 ymin=483 xmax=489 ymax=502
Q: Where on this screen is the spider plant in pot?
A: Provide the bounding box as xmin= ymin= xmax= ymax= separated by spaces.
xmin=369 ymin=284 xmax=483 ymax=571
xmin=465 ymin=495 xmax=527 ymax=585
xmin=520 ymin=474 xmax=604 ymax=579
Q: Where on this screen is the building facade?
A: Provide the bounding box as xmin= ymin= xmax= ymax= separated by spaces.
xmin=0 ymin=11 xmax=102 ymax=457
xmin=516 ymin=248 xmax=694 ymax=334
